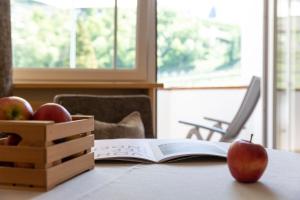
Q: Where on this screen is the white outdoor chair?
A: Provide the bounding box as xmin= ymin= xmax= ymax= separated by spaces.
xmin=179 ymin=76 xmax=261 ymax=142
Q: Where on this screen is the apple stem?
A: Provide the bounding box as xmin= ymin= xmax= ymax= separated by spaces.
xmin=250 ymin=134 xmax=253 ymax=143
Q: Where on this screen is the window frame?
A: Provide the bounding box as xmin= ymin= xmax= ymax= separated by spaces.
xmin=13 ymin=0 xmax=155 ymax=82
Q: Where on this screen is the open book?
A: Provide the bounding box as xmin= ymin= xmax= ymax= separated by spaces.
xmin=94 ymin=139 xmax=227 ymax=163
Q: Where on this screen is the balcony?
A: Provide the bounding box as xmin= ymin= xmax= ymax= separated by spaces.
xmin=157 ymin=87 xmax=263 ymax=144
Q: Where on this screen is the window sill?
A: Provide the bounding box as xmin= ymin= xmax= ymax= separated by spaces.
xmin=13 ymin=81 xmax=164 ymax=89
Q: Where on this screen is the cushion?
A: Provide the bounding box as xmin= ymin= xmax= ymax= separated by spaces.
xmin=93 ymin=111 xmax=145 ymax=139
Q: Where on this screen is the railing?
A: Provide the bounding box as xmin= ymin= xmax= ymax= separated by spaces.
xmin=159 ymin=85 xmax=248 ymax=91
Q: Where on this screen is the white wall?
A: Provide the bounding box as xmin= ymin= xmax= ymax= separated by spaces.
xmin=157 ymin=89 xmax=263 ymax=144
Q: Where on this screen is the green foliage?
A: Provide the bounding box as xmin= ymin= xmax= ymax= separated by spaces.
xmin=116 ymin=9 xmax=136 ymax=69
xmin=12 ymin=1 xmax=135 ymax=69
xmin=157 ymin=9 xmax=241 ymax=73
xmin=76 ymin=10 xmax=98 ymax=68
xmin=12 ymin=3 xmax=70 ymax=68
xmin=78 ymin=8 xmax=114 ymax=69
xmin=12 ymin=1 xmax=240 ymax=75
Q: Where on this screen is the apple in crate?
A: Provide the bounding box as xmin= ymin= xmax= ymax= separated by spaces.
xmin=0 ymin=96 xmax=32 ymax=147
xmin=227 ymin=134 xmax=268 ymax=183
xmin=33 ymin=103 xmax=72 ymax=123
xmin=17 ymin=103 xmax=72 ymax=168
xmin=0 ymin=96 xmax=33 ymax=120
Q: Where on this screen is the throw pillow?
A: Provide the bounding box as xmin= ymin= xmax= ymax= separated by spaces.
xmin=93 ymin=111 xmax=145 ymax=139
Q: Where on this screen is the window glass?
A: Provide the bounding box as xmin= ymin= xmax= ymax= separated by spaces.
xmin=11 ymin=0 xmax=136 ymax=69
xmin=116 ymin=0 xmax=137 ymax=69
xmin=157 ymin=0 xmax=243 ymax=87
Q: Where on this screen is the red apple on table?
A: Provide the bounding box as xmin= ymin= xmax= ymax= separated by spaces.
xmin=227 ymin=134 xmax=268 ymax=183
xmin=33 ymin=103 xmax=72 ymax=123
xmin=0 ymin=96 xmax=33 ymax=120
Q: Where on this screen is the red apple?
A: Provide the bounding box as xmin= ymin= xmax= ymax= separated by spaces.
xmin=33 ymin=103 xmax=72 ymax=123
xmin=0 ymin=134 xmax=21 ymax=145
xmin=227 ymin=135 xmax=268 ymax=183
xmin=0 ymin=96 xmax=33 ymax=120
xmin=6 ymin=134 xmax=22 ymax=146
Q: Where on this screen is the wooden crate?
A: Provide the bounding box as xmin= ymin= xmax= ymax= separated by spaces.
xmin=0 ymin=115 xmax=95 ymax=191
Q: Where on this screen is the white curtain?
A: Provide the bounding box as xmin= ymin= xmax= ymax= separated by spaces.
xmin=275 ymin=0 xmax=300 ymax=152
xmin=0 ymin=0 xmax=12 ymax=97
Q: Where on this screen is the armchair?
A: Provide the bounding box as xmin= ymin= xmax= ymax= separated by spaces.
xmin=54 ymin=94 xmax=154 ymax=138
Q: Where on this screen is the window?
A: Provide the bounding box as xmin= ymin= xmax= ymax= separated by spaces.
xmin=11 ymin=0 xmax=154 ymax=81
xmin=157 ymin=0 xmax=263 ymax=87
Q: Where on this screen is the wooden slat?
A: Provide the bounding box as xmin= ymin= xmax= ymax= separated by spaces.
xmin=46 ymin=135 xmax=94 ymax=163
xmin=46 ymin=153 xmax=94 ymax=190
xmin=71 ymin=115 xmax=94 ymax=121
xmin=0 ymin=167 xmax=46 ymax=186
xmin=160 ymin=85 xmax=248 ymax=90
xmin=0 ymin=124 xmax=46 ymax=146
xmin=46 ymin=117 xmax=94 ymax=141
xmin=0 ymin=145 xmax=45 ymax=163
xmin=0 ymin=184 xmax=46 ymax=191
xmin=0 ymin=120 xmax=53 ymax=125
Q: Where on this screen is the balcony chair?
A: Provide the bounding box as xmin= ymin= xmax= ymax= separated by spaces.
xmin=178 ymin=76 xmax=261 ymax=142
xmin=54 ymin=94 xmax=154 ymax=139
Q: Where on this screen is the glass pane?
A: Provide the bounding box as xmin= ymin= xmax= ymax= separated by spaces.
xmin=11 ymin=0 xmax=137 ymax=70
xmin=76 ymin=6 xmax=114 ymax=69
xmin=276 ymin=0 xmax=289 ymax=149
xmin=11 ymin=0 xmax=71 ymax=68
xmin=157 ymin=0 xmax=246 ymax=87
xmin=156 ymin=0 xmax=264 ymax=144
xmin=116 ymin=0 xmax=137 ymax=69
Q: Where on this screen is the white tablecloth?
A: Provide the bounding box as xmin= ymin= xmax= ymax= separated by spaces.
xmin=1 ymin=145 xmax=300 ymax=200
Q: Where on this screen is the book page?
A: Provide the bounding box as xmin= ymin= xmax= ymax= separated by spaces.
xmin=94 ymin=139 xmax=157 ymax=162
xmin=149 ymin=140 xmax=227 ymax=162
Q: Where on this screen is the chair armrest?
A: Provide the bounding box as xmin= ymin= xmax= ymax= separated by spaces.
xmin=203 ymin=117 xmax=246 ymax=129
xmin=203 ymin=117 xmax=230 ymax=125
xmin=178 ymin=121 xmax=226 ymax=135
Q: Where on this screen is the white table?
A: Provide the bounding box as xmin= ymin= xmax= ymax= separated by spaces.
xmin=1 ymin=145 xmax=300 ymax=200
